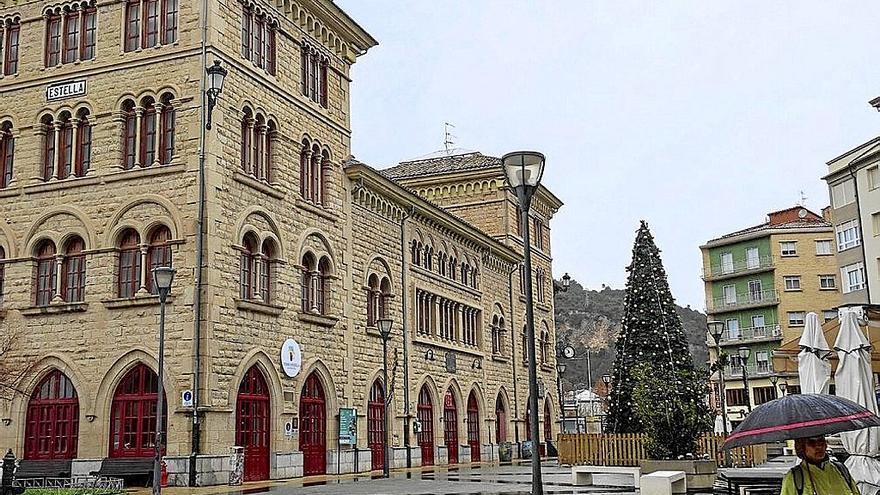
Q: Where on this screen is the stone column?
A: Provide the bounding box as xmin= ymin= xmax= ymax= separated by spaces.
xmin=138 ymin=245 xmax=149 ymax=295
xmin=253 ymin=254 xmax=265 ymax=302
xmin=133 ymin=107 xmax=144 ymax=168
xmin=52 ymin=255 xmax=64 ymax=302
xmin=256 ymin=124 xmax=266 ymax=180
xmin=52 ymin=121 xmax=62 ymax=179
xmin=310 ymin=270 xmax=319 ymax=313
xmin=153 ymin=103 xmax=164 ymax=166
xmin=70 ymin=118 xmax=80 ymax=176
xmin=245 ymin=118 xmax=255 ymax=175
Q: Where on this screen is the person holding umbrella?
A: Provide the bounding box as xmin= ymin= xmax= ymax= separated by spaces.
xmin=780 ymin=435 xmax=859 ymax=495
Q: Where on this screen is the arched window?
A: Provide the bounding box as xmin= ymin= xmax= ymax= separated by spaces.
xmin=491 ymin=315 xmax=501 ymax=355
xmin=300 ymin=138 xmax=312 ymax=200
xmin=146 ymin=226 xmax=172 ymax=295
xmin=438 ymin=251 xmax=447 ymax=277
xmin=0 ymin=246 xmax=5 ymax=303
xmin=241 ymin=108 xmax=253 ymax=175
xmin=411 ymin=240 xmax=422 ymax=266
xmin=35 ymin=240 xmax=57 ymax=306
xmin=379 ymin=277 xmax=391 ymax=320
xmin=259 ymin=240 xmax=275 ymax=303
xmin=540 ymin=327 xmax=550 ymax=365
xmin=41 ymin=115 xmax=56 ymax=180
xmin=423 ymin=246 xmax=432 ymax=271
xmin=536 ymin=269 xmax=546 ymax=302
xmin=140 ymin=97 xmax=158 ymax=167
xmin=449 ymin=256 xmax=457 ymax=281
xmin=109 ymin=363 xmax=166 ymax=458
xmin=239 ymin=234 xmax=258 ymax=300
xmin=319 ymin=149 xmax=330 ymax=204
xmin=366 ymin=274 xmax=379 ymax=327
xmin=61 ymin=236 xmax=86 ymax=302
xmin=2 ymin=19 xmax=20 ymax=76
xmin=122 ymin=100 xmax=137 ymax=169
xmin=265 ymin=121 xmax=276 ymax=183
xmin=317 ymin=257 xmax=331 ymax=315
xmin=25 ymin=370 xmax=79 ymax=460
xmin=75 ymin=109 xmax=92 ymax=177
xmin=117 ymin=229 xmax=141 ymax=298
xmin=300 ymin=253 xmax=316 ymax=312
xmin=124 ymin=0 xmax=178 ymax=51
xmin=521 ymin=326 xmax=528 ymax=366
xmin=471 ymin=266 xmax=479 ymax=289
xmin=160 ymin=94 xmax=175 ymax=165
xmin=0 ymin=121 xmax=13 ymax=188
xmin=309 ymin=144 xmax=321 ymax=204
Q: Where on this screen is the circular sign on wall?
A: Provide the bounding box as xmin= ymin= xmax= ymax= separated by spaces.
xmin=281 ymin=339 xmax=302 ymax=378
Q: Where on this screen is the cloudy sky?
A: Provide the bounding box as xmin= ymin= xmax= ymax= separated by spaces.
xmin=338 ymin=0 xmax=880 ymax=309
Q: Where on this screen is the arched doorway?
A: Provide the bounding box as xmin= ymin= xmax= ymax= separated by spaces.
xmin=444 ymin=389 xmax=458 ymax=464
xmin=495 ymin=394 xmax=507 ymax=444
xmin=544 ymin=400 xmax=553 ymax=454
xmin=367 ymin=379 xmax=386 ymax=472
xmin=417 ymin=385 xmax=434 ymax=466
xmin=236 ymin=366 xmax=270 ymax=481
xmin=300 ymin=372 xmax=326 ymax=476
xmin=25 ymin=370 xmax=79 ymax=460
xmin=109 ymin=364 xmax=166 ymax=458
xmin=466 ymin=391 xmax=480 ymax=462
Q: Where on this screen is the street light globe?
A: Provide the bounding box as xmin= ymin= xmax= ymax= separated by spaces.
xmin=377 ymin=318 xmax=393 ymax=340
xmin=207 ymin=60 xmax=228 ymax=94
xmin=562 ymin=273 xmax=571 ymax=290
xmin=737 ymin=346 xmax=751 ymax=361
xmin=152 ymin=266 xmax=176 ymax=292
xmin=501 ymin=151 xmax=545 ymax=189
xmin=557 ymin=362 xmax=567 ymax=375
xmin=707 ymin=320 xmax=725 ymax=345
xmin=601 ymin=373 xmax=612 ymax=385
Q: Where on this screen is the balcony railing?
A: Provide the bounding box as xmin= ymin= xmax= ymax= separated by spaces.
xmin=709 ymin=289 xmax=779 ymax=313
xmin=725 ymin=362 xmax=773 ymax=377
xmin=719 ymin=324 xmax=782 ymax=344
xmin=703 ymin=256 xmax=774 ymax=280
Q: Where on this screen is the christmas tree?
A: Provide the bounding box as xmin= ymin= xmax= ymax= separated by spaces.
xmin=606 ymin=222 xmax=710 ymax=456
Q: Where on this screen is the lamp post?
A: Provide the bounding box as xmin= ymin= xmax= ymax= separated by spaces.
xmin=205 ymin=60 xmax=228 ymax=130
xmin=769 ymin=375 xmax=779 ymax=400
xmin=601 ymin=374 xmax=612 ymax=433
xmin=500 ymin=150 xmax=546 ymax=495
xmin=556 ymin=362 xmax=567 ymax=434
xmin=707 ymin=321 xmax=729 ymax=436
xmin=152 ymin=267 xmax=175 ymax=495
xmin=377 ymin=318 xmax=393 ymax=478
xmin=780 ymin=380 xmax=788 ymax=396
xmin=738 ymin=346 xmax=752 ymax=412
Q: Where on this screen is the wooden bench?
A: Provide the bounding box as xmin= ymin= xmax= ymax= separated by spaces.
xmin=93 ymin=458 xmax=153 ymax=486
xmin=571 ymin=465 xmax=641 ymax=488
xmin=641 ymin=470 xmax=686 ymax=495
xmin=14 ymin=459 xmax=72 ymax=479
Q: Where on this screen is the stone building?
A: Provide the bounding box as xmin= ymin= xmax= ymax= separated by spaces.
xmin=0 ymin=0 xmax=562 ymax=485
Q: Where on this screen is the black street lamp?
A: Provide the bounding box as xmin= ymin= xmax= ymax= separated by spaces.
xmin=780 ymin=380 xmax=788 ymax=396
xmin=205 ymin=60 xmax=228 ymax=130
xmin=152 ymin=266 xmax=175 ymax=495
xmin=600 ymin=374 xmax=612 ymax=433
xmin=500 ymin=150 xmax=546 ymax=495
xmin=707 ymin=321 xmax=729 ymax=436
xmin=556 ymin=362 xmax=567 ymax=433
xmin=738 ymin=346 xmax=752 ymax=412
xmin=377 ymin=318 xmax=393 ymax=478
xmin=769 ymin=375 xmax=779 ymax=400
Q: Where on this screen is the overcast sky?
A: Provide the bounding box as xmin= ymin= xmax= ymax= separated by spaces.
xmin=338 ymin=0 xmax=880 ymax=310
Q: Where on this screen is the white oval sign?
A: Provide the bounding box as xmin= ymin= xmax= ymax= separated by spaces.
xmin=281 ymin=339 xmax=302 ymax=378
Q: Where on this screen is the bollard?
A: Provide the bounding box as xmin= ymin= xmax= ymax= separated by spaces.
xmin=1 ymin=449 xmax=24 ymax=495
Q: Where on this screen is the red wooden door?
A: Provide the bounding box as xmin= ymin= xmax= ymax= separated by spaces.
xmin=543 ymin=401 xmax=552 ymax=454
xmin=495 ymin=395 xmax=506 ymax=443
xmin=467 ymin=392 xmax=480 ymax=462
xmin=109 ymin=364 xmax=165 ymax=458
xmin=368 ymin=380 xmax=385 ymax=471
xmin=417 ymin=386 xmax=434 ymax=466
xmin=300 ymin=373 xmax=326 ymax=476
xmin=444 ymin=390 xmax=458 ymax=464
xmin=236 ymin=366 xmax=270 ymax=481
xmin=25 ymin=370 xmax=79 ymax=460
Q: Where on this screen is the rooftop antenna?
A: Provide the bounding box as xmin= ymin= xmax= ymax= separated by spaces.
xmin=444 ymin=122 xmax=456 ymax=151
xmin=799 ymin=190 xmax=807 ymax=207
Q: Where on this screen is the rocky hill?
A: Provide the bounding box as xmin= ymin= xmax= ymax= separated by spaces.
xmin=555 ymin=279 xmax=709 ymax=391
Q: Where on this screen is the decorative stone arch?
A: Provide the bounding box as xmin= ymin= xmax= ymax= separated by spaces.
xmin=413 ymin=374 xmax=440 ymax=412
xmin=24 ymin=206 xmax=97 ymax=254
xmin=493 ymin=386 xmax=513 ymax=443
xmin=0 ymin=222 xmax=18 ymax=258
xmin=465 ymin=383 xmax=488 ymax=445
xmin=92 ymin=349 xmax=178 ymax=457
xmin=359 ymin=367 xmax=395 ymax=420
xmin=363 ymin=255 xmax=393 ymax=289
xmin=104 ymin=195 xmax=183 ymax=247
xmin=295 ymin=229 xmax=336 ymax=268
xmin=234 ymin=207 xmax=284 ymax=259
xmin=296 ymin=358 xmax=340 ymax=445
xmin=227 ymin=349 xmax=286 ymax=450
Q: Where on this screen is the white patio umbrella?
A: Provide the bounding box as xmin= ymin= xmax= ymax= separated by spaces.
xmin=798 ymin=312 xmax=831 ymax=394
xmin=834 ymin=310 xmax=880 ymax=495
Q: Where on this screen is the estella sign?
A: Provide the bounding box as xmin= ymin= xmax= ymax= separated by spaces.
xmin=46 ymin=80 xmax=87 ymax=102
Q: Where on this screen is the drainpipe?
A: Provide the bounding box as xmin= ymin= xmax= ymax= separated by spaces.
xmin=190 ymin=0 xmax=210 ymax=485
xmin=399 ymin=206 xmax=414 ymax=468
xmin=507 ymin=263 xmax=520 ymax=452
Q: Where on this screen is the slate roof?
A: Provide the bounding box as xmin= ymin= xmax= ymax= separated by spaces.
xmin=381 ymin=150 xmax=500 ymax=180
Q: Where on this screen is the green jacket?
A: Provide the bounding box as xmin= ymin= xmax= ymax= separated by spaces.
xmin=780 ymin=460 xmax=860 ymax=495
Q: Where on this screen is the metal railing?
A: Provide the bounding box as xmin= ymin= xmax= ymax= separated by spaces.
xmin=15 ymin=476 xmax=124 ymax=490
xmin=725 ymin=362 xmax=773 ymax=377
xmin=703 ymin=255 xmax=774 ymax=280
xmin=709 ymin=289 xmax=779 ymax=312
xmin=720 ymin=324 xmax=782 ymax=343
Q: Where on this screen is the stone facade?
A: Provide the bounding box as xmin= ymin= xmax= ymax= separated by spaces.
xmin=0 ymin=0 xmax=562 ymax=485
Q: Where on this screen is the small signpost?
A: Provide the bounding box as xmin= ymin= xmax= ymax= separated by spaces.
xmin=339 ymin=408 xmax=357 ymax=445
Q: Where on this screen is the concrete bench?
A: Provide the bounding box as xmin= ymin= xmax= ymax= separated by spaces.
xmin=641 ymin=470 xmax=687 ymax=495
xmin=571 ymin=465 xmax=641 ymax=488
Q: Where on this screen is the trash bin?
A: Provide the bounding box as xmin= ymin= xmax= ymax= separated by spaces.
xmin=498 ymin=442 xmax=512 ymax=462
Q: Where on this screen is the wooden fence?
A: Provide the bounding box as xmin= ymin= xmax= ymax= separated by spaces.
xmin=558 ymin=433 xmax=767 ymax=468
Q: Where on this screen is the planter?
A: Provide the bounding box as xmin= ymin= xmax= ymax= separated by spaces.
xmin=639 ymin=459 xmax=717 ymax=490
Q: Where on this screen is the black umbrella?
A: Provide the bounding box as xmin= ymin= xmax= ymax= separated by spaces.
xmin=723 ymin=394 xmax=880 ymax=450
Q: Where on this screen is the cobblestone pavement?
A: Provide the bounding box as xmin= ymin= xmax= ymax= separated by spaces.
xmin=212 ymin=463 xmax=638 ymax=495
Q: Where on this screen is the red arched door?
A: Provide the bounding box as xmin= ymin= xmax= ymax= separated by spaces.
xmin=300 ymin=373 xmax=326 ymax=476
xmin=236 ymin=366 xmax=270 ymax=481
xmin=110 ymin=364 xmax=166 ymax=458
xmin=466 ymin=392 xmax=480 ymax=462
xmin=368 ymin=380 xmax=386 ymax=471
xmin=544 ymin=400 xmax=552 ymax=454
xmin=25 ymin=370 xmax=79 ymax=460
xmin=495 ymin=394 xmax=507 ymax=444
xmin=444 ymin=390 xmax=458 ymax=464
xmin=417 ymin=386 xmax=434 ymax=466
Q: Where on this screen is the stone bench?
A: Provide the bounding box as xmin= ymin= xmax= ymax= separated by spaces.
xmin=641 ymin=470 xmax=687 ymax=495
xmin=571 ymin=465 xmax=641 ymax=488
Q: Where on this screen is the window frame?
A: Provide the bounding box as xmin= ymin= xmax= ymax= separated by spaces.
xmin=819 ymin=274 xmax=836 ymax=290
xmin=836 ymin=219 xmax=862 ymax=251
xmin=842 ymin=262 xmax=866 ymax=294
xmin=3 ymin=21 xmax=21 ymax=75
xmin=779 ymin=241 xmax=797 ymax=257
xmin=815 ymin=239 xmax=833 ymax=256
xmin=783 ymin=275 xmax=801 ymax=292
xmin=787 ymin=311 xmax=806 ymax=327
